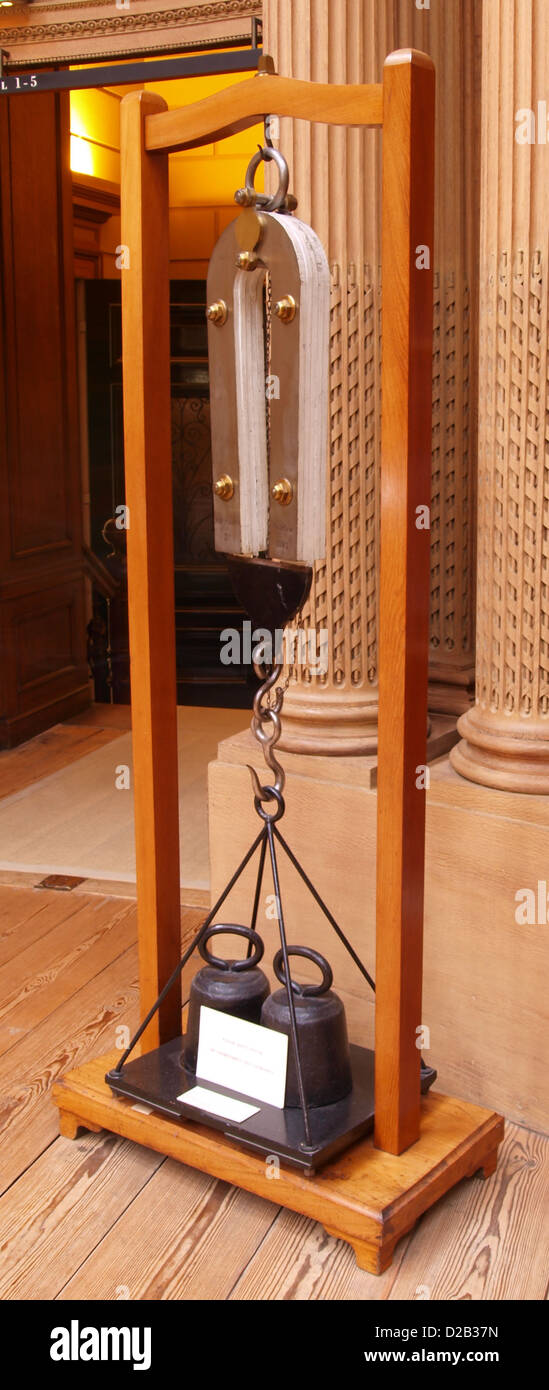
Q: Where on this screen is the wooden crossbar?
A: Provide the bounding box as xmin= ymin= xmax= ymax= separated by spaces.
xmin=145 ymin=74 xmax=384 ymax=153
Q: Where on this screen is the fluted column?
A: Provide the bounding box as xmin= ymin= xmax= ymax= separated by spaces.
xmin=263 ymin=0 xmax=391 ymax=754
xmin=451 ymin=0 xmax=549 ymax=791
xmin=399 ymin=0 xmax=481 ymax=716
xmin=262 ymin=0 xmax=481 ymax=752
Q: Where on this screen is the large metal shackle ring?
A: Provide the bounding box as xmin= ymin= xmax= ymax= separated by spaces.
xmin=273 ymin=945 xmax=333 ymax=996
xmin=199 ymin=923 xmax=265 ymax=971
xmin=240 ymin=144 xmax=290 ymax=212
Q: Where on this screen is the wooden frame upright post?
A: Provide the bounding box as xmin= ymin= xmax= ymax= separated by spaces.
xmin=374 ymin=52 xmax=436 ymax=1154
xmin=120 ymin=91 xmax=182 ymax=1048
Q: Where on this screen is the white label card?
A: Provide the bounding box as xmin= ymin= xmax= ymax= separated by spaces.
xmin=196 ymin=1006 xmax=288 ymax=1109
xmin=177 ymin=1086 xmax=259 ymax=1124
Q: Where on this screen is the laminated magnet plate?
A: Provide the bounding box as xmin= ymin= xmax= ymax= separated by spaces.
xmin=207 ymin=208 xmax=329 ymax=565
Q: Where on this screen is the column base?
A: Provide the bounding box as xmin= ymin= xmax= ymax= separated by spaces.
xmin=451 ymin=705 xmax=549 ymax=793
xmin=278 ymin=684 xmax=379 ymax=755
xmin=428 ymin=659 xmax=475 ymax=716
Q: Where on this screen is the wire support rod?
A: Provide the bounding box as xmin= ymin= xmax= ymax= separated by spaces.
xmin=265 ymin=819 xmax=312 ymax=1149
xmin=247 ymin=830 xmax=268 ymax=956
xmin=273 ymin=825 xmax=376 ymax=995
xmin=114 ymin=827 xmax=266 ymax=1072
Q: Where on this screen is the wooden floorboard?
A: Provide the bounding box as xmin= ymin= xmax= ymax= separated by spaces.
xmin=387 ymin=1122 xmax=549 ymax=1301
xmin=228 ymin=1121 xmax=549 ymax=1301
xmin=0 ymin=890 xmax=92 ymax=967
xmin=0 ymin=893 xmax=204 ymax=1197
xmin=0 ymin=882 xmax=544 ymax=1300
xmin=65 ymin=705 xmax=133 ymax=731
xmin=229 ymin=1208 xmax=412 ymax=1301
xmin=0 ymin=895 xmax=202 ymax=1059
xmin=0 ymin=944 xmax=139 ymax=1196
xmin=59 ymin=1159 xmax=279 ymax=1301
xmin=0 ymin=707 xmax=246 ymax=891
xmin=0 ymin=871 xmax=210 ymax=911
xmin=0 ymin=1130 xmax=164 ymax=1301
xmin=0 ymin=723 xmax=122 ymax=800
xmin=0 ymin=896 xmax=137 ymax=1058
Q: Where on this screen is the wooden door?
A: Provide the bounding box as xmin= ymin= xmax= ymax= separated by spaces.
xmin=85 ymin=278 xmax=254 ymax=708
xmin=0 ymin=91 xmax=89 ymax=747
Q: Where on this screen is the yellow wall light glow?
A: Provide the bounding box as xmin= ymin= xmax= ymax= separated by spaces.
xmin=70 ymin=134 xmax=95 ymax=176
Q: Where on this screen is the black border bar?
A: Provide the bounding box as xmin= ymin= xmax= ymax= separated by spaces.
xmin=0 ymin=47 xmax=262 ymax=95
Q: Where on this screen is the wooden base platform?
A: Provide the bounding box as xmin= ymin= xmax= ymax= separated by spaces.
xmin=52 ymin=1051 xmax=504 ymax=1275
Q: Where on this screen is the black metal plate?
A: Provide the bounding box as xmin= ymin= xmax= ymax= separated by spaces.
xmin=226 ymin=555 xmax=313 ymax=637
xmin=106 ymin=1037 xmax=376 ymax=1175
xmin=0 ymin=50 xmax=262 ymax=96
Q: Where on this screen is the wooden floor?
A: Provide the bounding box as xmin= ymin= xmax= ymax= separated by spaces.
xmin=1 ymin=713 xmax=547 ymax=1300
xmin=0 ymin=879 xmax=548 ymax=1301
xmin=0 ymin=709 xmax=246 ymax=899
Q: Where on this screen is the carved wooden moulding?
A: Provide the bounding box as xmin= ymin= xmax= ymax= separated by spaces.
xmin=0 ymin=0 xmax=261 ymax=67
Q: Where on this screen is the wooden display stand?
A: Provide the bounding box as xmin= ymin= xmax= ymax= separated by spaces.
xmin=52 ymin=50 xmax=504 ymax=1274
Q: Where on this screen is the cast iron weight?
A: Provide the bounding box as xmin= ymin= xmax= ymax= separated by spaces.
xmin=183 ymin=924 xmax=270 ymax=1072
xmin=261 ymin=945 xmax=353 ymax=1108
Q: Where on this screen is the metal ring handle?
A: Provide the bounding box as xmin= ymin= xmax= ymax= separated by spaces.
xmin=273 ymin=945 xmax=333 ymax=996
xmin=243 ymin=145 xmax=290 ymax=211
xmin=199 ymin=924 xmax=265 ymax=971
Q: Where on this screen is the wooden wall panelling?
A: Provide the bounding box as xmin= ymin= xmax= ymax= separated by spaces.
xmin=0 ymin=2 xmax=263 ymax=70
xmin=72 ymin=174 xmax=120 ymax=281
xmin=0 ymin=91 xmax=89 ymax=747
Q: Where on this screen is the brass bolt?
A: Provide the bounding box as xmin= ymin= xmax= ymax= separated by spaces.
xmin=206 ymin=299 xmax=228 ymax=325
xmin=234 ymin=188 xmax=257 ymax=208
xmin=274 ymin=294 xmax=296 ymax=323
xmin=214 ymin=474 xmax=234 ymax=502
xmin=271 ymin=477 xmax=293 ymax=506
xmin=237 ymin=250 xmax=259 ymax=271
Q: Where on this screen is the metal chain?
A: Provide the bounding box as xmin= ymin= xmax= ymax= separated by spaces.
xmin=264 ymin=269 xmax=272 ymax=492
xmin=248 ymin=656 xmax=286 ymax=803
xmin=247 ymin=599 xmax=307 ymax=807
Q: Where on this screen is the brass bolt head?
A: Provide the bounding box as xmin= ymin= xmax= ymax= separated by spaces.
xmin=234 ymin=188 xmax=257 ymax=208
xmin=271 ymin=477 xmax=293 ymax=506
xmin=214 ymin=474 xmax=234 ymax=502
xmin=206 ymin=299 xmax=228 ymax=325
xmin=274 ymin=294 xmax=297 ymax=323
xmin=237 ymin=250 xmax=259 ymax=271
